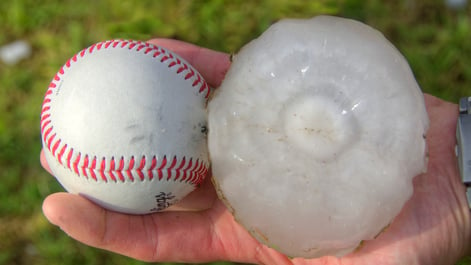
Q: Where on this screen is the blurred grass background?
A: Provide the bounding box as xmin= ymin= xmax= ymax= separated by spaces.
xmin=0 ymin=0 xmax=470 ymax=264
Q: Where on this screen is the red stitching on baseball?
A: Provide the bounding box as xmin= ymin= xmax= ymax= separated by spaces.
xmin=40 ymin=116 xmax=50 ymax=134
xmin=117 ymin=157 xmax=126 ymax=182
xmin=82 ymin=155 xmax=89 ymax=178
xmin=168 ymin=58 xmax=179 ymax=68
xmin=153 ymin=51 xmax=162 ymax=58
xmin=90 ymin=157 xmax=97 ymax=181
xmin=128 ymin=42 xmax=137 ymax=50
xmin=73 ymin=152 xmax=81 ymax=176
xmin=166 ymin=156 xmax=177 ymax=181
xmin=109 ymin=157 xmax=116 ymax=180
xmin=127 ymin=156 xmax=136 ymax=181
xmin=57 ymin=144 xmax=67 ymax=165
xmin=109 ymin=171 xmax=117 ymax=182
xmin=71 ymin=54 xmax=78 ymax=63
xmin=88 ymin=44 xmax=96 ymax=53
xmin=137 ymin=156 xmax=146 ymax=181
xmin=192 ymin=74 xmax=202 ymax=87
xmin=66 ymin=149 xmax=73 ymax=170
xmin=46 ymin=133 xmax=55 ymax=150
xmin=148 ymin=156 xmax=157 ymax=181
xmin=177 ymin=64 xmax=188 ymax=74
xmin=40 ymin=39 xmax=209 ymax=186
xmin=109 ymin=157 xmax=118 ymax=182
xmin=180 ymin=158 xmax=193 ymax=182
xmin=184 ymin=69 xmax=195 ymax=80
xmin=160 ymin=55 xmax=170 ymax=62
xmin=199 ymin=82 xmax=210 ymax=98
xmin=51 ymin=138 xmax=61 ymax=156
xmin=193 ymin=161 xmax=203 ymax=184
xmin=57 ymin=144 xmax=67 ymax=166
xmin=99 ymin=158 xmax=107 ymax=182
xmin=189 ymin=159 xmax=201 ymax=184
xmin=174 ymin=157 xmax=186 ymax=181
xmin=157 ymin=156 xmax=167 ymax=180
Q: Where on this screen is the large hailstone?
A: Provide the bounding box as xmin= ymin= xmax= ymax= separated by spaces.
xmin=208 ymin=16 xmax=429 ymax=258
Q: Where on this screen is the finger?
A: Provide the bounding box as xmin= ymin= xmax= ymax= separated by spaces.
xmin=42 ymin=192 xmax=266 ymax=264
xmin=147 ymin=38 xmax=231 ymax=88
xmin=40 ymin=149 xmax=52 ymax=174
xmin=423 ymin=93 xmax=458 ymax=163
xmin=163 ymin=175 xmax=218 ymax=211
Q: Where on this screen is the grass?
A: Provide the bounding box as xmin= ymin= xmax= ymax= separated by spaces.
xmin=0 ymin=0 xmax=470 ymax=264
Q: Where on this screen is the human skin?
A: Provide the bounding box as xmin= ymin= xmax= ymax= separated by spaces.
xmin=41 ymin=38 xmax=471 ymax=265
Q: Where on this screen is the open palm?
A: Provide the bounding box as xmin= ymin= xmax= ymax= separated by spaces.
xmin=41 ymin=39 xmax=471 ymax=265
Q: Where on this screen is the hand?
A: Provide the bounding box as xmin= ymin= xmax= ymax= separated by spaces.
xmin=41 ymin=39 xmax=471 ymax=265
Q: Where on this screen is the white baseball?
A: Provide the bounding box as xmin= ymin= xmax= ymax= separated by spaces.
xmin=41 ymin=40 xmax=210 ymax=214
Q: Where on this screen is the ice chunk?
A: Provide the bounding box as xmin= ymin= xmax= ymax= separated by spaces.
xmin=208 ymin=16 xmax=429 ymax=258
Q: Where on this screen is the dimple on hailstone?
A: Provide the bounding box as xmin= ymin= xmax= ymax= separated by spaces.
xmin=208 ymin=16 xmax=429 ymax=258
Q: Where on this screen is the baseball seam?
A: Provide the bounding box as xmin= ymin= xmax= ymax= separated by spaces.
xmin=40 ymin=39 xmax=209 ymax=186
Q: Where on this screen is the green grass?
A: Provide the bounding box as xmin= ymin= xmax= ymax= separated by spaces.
xmin=0 ymin=0 xmax=470 ymax=264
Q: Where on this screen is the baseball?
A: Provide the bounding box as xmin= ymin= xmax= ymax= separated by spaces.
xmin=40 ymin=40 xmax=210 ymax=214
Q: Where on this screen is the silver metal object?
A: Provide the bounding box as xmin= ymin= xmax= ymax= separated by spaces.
xmin=456 ymin=97 xmax=471 ymax=206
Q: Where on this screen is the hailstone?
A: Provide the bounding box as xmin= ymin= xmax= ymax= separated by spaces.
xmin=208 ymin=16 xmax=429 ymax=258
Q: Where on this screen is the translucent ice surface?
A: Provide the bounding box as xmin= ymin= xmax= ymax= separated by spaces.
xmin=208 ymin=16 xmax=429 ymax=258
